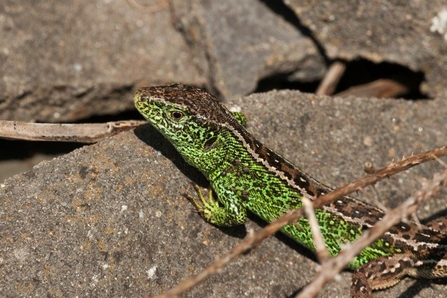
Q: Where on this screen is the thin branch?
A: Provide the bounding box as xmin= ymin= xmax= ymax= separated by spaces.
xmin=303 ymin=197 xmax=330 ymax=263
xmin=0 ymin=120 xmax=146 ymax=143
xmin=153 ymin=145 xmax=447 ymax=297
xmin=316 ymin=61 xmax=346 ymax=96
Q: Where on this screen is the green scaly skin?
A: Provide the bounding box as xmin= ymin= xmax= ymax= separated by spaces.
xmin=134 ymin=83 xmax=447 ymax=296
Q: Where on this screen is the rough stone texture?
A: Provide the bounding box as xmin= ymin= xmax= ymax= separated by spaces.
xmin=1 ymin=90 xmax=446 ymax=297
xmin=2 ymin=1 xmax=447 ymax=296
xmin=0 ymin=1 xmax=203 ymax=122
xmin=284 ymin=0 xmax=447 ymax=99
xmin=170 ymin=0 xmax=325 ymax=98
xmin=0 ymin=1 xmax=325 ymax=123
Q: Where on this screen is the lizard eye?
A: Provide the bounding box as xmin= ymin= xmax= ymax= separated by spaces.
xmin=170 ymin=111 xmax=184 ymax=120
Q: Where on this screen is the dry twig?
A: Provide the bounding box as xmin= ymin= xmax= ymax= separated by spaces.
xmin=315 ymin=61 xmax=346 ymax=96
xmin=302 ymin=197 xmax=330 ymax=263
xmin=0 ymin=120 xmax=146 ymax=143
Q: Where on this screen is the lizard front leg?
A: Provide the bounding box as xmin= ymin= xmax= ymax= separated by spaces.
xmin=186 ymin=184 xmax=248 ymax=227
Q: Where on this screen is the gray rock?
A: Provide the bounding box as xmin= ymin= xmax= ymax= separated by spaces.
xmin=1 ymin=90 xmax=446 ymax=297
xmin=285 ymin=0 xmax=447 ymax=98
xmin=0 ymin=1 xmax=203 ymax=122
xmin=170 ymin=0 xmax=325 ymax=98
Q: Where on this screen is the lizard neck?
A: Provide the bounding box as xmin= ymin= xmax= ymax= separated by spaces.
xmin=217 ymin=118 xmax=330 ymax=198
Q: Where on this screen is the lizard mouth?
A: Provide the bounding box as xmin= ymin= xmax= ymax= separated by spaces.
xmin=133 ymin=91 xmax=144 ymax=107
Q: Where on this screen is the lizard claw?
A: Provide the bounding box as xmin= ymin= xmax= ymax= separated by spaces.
xmin=183 ymin=183 xmax=219 ymax=223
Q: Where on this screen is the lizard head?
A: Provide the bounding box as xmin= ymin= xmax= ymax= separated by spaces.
xmin=134 ymin=83 xmax=243 ymax=174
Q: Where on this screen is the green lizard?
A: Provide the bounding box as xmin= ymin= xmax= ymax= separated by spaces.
xmin=134 ymin=83 xmax=447 ymax=297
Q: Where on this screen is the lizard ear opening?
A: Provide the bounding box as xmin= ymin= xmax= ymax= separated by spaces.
xmin=204 ymin=136 xmax=218 ymax=151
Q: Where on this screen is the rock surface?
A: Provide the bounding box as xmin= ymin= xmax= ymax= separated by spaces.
xmin=0 ymin=1 xmax=203 ymax=122
xmin=285 ymin=0 xmax=447 ymax=98
xmin=2 ymin=1 xmax=447 ymax=297
xmin=2 ymin=90 xmax=446 ymax=297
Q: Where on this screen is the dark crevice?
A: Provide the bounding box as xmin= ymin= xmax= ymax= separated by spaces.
xmin=0 ymin=140 xmax=83 ymax=161
xmin=1 ymin=108 xmax=144 ymax=182
xmin=335 ymin=59 xmax=428 ymax=99
xmin=71 ymin=109 xmax=142 ymax=124
xmin=254 ymin=72 xmax=320 ymax=94
xmin=254 ymin=59 xmax=428 ymax=100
